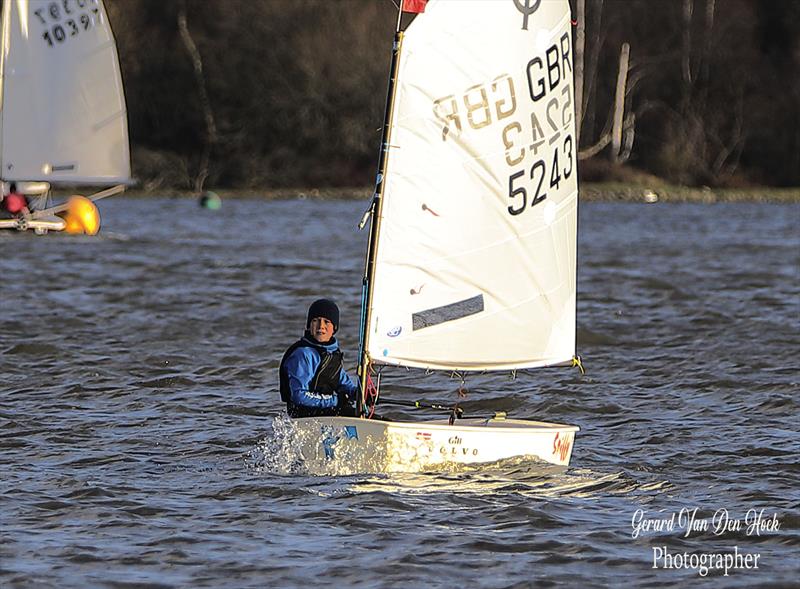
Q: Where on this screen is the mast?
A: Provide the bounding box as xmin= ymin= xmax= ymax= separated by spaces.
xmin=356 ymin=8 xmax=405 ymax=417
xmin=0 ymin=0 xmax=10 ymax=182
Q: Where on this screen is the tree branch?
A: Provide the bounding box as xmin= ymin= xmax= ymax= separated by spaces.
xmin=178 ymin=2 xmax=217 ymax=194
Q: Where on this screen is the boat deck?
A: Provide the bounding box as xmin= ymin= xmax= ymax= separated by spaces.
xmin=407 ymin=417 xmax=579 ymax=431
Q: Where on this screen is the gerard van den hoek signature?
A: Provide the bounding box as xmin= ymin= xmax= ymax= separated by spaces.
xmin=632 ymin=508 xmax=781 ymax=539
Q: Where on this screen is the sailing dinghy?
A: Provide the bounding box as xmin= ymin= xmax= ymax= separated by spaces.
xmin=0 ymin=0 xmax=130 ymax=234
xmin=292 ymin=0 xmax=582 ymax=472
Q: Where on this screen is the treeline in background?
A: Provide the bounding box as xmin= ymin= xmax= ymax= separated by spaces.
xmin=104 ymin=0 xmax=800 ymax=191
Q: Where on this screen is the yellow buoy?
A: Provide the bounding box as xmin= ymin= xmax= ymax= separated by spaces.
xmin=60 ymin=195 xmax=100 ymax=235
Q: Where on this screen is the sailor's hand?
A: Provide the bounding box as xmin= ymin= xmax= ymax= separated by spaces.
xmin=337 ymin=390 xmax=353 ymax=409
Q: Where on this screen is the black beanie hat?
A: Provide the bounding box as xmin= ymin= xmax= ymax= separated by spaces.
xmin=306 ymin=298 xmax=340 ymax=333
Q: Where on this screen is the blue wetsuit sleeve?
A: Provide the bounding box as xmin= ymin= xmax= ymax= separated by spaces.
xmin=284 ymin=347 xmax=338 ymax=409
xmin=338 ymin=367 xmax=358 ymax=401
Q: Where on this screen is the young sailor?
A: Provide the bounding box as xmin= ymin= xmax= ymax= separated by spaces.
xmin=279 ymin=298 xmax=358 ymax=418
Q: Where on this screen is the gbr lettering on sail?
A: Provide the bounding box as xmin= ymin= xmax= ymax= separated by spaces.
xmin=431 ymin=31 xmax=574 ymax=216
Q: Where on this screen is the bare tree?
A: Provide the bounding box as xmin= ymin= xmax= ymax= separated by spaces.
xmin=576 ymin=0 xmax=637 ymax=163
xmin=611 ymin=43 xmax=631 ymax=163
xmin=574 ymin=0 xmax=585 ymax=145
xmin=104 ymin=0 xmax=799 ymax=189
xmin=177 ymin=1 xmax=217 ymax=194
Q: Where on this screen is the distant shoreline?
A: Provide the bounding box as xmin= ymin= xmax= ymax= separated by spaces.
xmin=578 ymin=183 xmax=800 ymax=203
xmin=53 ymin=183 xmax=800 ymax=203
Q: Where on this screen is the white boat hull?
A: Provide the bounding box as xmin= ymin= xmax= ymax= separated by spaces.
xmin=0 ymin=216 xmax=65 ymax=233
xmin=292 ymin=415 xmax=579 ymax=473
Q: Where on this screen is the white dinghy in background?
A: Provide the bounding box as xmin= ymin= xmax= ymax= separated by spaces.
xmin=0 ymin=0 xmax=130 ymax=234
xmin=292 ymin=0 xmax=583 ymax=471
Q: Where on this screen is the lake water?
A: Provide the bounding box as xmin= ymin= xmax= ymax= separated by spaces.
xmin=1 ymin=197 xmax=798 ymax=588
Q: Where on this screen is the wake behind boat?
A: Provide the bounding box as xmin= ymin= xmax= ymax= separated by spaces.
xmin=0 ymin=0 xmax=130 ymax=234
xmin=291 ymin=0 xmax=583 ymax=471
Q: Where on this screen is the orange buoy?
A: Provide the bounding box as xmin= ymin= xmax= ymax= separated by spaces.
xmin=60 ymin=195 xmax=100 ymax=235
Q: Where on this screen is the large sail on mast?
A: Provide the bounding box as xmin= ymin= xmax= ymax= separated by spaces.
xmin=0 ymin=0 xmax=130 ymax=185
xmin=366 ymin=0 xmax=578 ymax=371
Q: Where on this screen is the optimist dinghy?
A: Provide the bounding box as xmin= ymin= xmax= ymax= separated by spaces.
xmin=293 ymin=0 xmax=582 ymax=471
xmin=0 ymin=0 xmax=130 ymax=234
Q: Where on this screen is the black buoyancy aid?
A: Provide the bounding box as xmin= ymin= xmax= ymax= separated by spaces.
xmin=279 ymin=337 xmax=344 ymax=403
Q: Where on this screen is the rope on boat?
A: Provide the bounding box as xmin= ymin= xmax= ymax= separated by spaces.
xmin=361 ymin=362 xmax=380 ymax=419
xmin=449 ymin=371 xmax=468 ymax=398
xmin=378 ymin=397 xmax=463 ymax=424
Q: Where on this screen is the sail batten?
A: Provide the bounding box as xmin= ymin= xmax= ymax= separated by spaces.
xmin=0 ymin=0 xmax=130 ymax=185
xmin=365 ymin=0 xmax=578 ymax=373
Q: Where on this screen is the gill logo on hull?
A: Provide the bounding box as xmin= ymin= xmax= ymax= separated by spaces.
xmin=439 ymin=435 xmax=479 ymax=457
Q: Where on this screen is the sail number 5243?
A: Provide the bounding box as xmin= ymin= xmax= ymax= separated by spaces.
xmin=507 ymin=134 xmax=573 ymax=215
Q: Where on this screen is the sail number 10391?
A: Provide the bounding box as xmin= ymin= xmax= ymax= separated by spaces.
xmin=35 ymin=0 xmax=100 ymax=48
xmin=507 ymin=134 xmax=573 ymax=215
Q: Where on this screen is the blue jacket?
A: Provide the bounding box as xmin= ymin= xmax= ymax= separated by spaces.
xmin=282 ymin=335 xmax=357 ymax=410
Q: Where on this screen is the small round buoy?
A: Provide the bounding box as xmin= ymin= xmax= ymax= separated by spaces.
xmin=199 ymin=191 xmax=222 ymax=210
xmin=643 ymin=190 xmax=659 ymax=204
xmin=61 ymin=195 xmax=100 ymax=234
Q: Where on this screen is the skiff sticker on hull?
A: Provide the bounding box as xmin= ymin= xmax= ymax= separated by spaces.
xmin=552 ymin=431 xmax=573 ymax=462
xmin=412 ymin=294 xmax=484 ymax=331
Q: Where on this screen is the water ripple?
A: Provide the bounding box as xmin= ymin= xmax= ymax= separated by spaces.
xmin=1 ymin=200 xmax=797 ymax=588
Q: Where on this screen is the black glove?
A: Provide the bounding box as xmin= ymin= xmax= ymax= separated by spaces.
xmin=337 ymin=389 xmax=353 ymax=409
xmin=336 ymin=390 xmax=356 ymax=417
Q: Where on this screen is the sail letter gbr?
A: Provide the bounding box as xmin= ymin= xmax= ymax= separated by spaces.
xmin=526 ymin=33 xmax=573 ymax=102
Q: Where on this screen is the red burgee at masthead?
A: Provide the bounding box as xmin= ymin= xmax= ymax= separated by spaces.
xmin=402 ymin=0 xmax=428 ymax=13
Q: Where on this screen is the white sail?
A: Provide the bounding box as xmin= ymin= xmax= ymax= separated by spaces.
xmin=0 ymin=0 xmax=130 ymax=184
xmin=367 ymin=0 xmax=578 ymax=371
